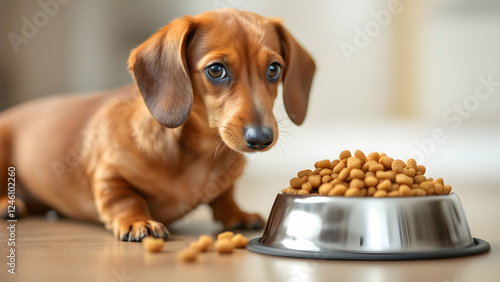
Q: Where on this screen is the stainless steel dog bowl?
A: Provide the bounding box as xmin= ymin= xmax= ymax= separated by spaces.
xmin=247 ymin=193 xmax=490 ymax=260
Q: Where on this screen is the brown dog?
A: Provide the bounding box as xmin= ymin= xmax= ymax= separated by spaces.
xmin=0 ymin=8 xmax=315 ymax=241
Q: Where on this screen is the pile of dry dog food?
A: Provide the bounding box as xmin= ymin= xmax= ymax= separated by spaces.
xmin=176 ymin=231 xmax=249 ymax=262
xmin=282 ymin=150 xmax=452 ymax=197
xmin=142 ymin=231 xmax=250 ymax=263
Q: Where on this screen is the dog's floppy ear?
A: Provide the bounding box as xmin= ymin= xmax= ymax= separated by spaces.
xmin=272 ymin=20 xmax=316 ymax=125
xmin=128 ymin=17 xmax=196 ymax=128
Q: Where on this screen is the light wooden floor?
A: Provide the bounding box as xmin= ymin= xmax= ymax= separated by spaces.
xmin=1 ymin=180 xmax=499 ymax=282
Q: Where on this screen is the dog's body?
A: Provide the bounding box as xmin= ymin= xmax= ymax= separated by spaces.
xmin=0 ymin=9 xmax=314 ymax=241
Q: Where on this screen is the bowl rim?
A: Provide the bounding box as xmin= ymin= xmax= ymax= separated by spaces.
xmin=277 ymin=191 xmax=458 ymax=200
xmin=247 ymin=237 xmax=490 ymax=261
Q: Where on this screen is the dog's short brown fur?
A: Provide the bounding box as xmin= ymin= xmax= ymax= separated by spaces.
xmin=0 ymin=9 xmax=315 ymax=241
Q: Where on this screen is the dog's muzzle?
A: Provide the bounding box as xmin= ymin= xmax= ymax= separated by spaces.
xmin=244 ymin=126 xmax=274 ymax=150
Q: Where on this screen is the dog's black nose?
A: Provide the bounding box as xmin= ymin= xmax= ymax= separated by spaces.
xmin=244 ymin=126 xmax=274 ymax=150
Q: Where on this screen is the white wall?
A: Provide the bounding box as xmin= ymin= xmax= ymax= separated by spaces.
xmin=3 ymin=1 xmax=499 ymax=122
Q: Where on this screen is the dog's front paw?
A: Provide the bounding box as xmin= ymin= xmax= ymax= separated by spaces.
xmin=114 ymin=219 xmax=170 ymax=242
xmin=223 ymin=212 xmax=265 ymax=231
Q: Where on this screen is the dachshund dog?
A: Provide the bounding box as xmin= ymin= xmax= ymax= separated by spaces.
xmin=0 ymin=8 xmax=315 ymax=241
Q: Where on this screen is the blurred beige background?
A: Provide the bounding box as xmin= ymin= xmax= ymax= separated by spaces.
xmin=1 ymin=0 xmax=499 ymax=218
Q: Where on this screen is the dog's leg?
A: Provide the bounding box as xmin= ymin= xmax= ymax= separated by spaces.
xmin=209 ymin=186 xmax=264 ymax=230
xmin=93 ymin=170 xmax=169 ymax=241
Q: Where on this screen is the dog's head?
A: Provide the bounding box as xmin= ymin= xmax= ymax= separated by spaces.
xmin=128 ymin=8 xmax=315 ymax=153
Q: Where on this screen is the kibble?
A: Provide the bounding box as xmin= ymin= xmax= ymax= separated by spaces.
xmin=354 ymin=150 xmax=367 ymax=162
xmin=338 ymin=168 xmax=350 ymax=181
xmin=367 ymin=187 xmax=377 ymax=196
xmin=395 ymin=174 xmax=413 ymax=186
xmin=142 ymin=236 xmax=165 ymax=253
xmin=434 ymin=183 xmax=444 ymax=195
xmin=388 ymin=190 xmax=400 ymax=197
xmin=215 ymin=239 xmax=235 ymax=254
xmin=413 ymin=175 xmax=426 ymax=184
xmin=321 ymin=175 xmax=333 ymax=184
xmin=217 ymin=231 xmax=235 ymax=240
xmin=347 ymin=157 xmax=362 ymax=170
xmin=373 ymin=190 xmax=388 ymax=197
xmin=349 ymin=178 xmax=365 ymax=189
xmin=416 ymin=165 xmax=426 ymax=175
xmin=369 ymin=164 xmax=385 ymax=172
xmin=379 ymin=156 xmax=393 ymax=170
xmin=339 ymin=150 xmax=352 ymax=160
xmin=399 ymin=184 xmax=412 ymax=196
xmin=308 ymin=175 xmax=322 ymax=188
xmin=315 ymin=159 xmax=331 ymax=169
xmin=407 ymin=158 xmax=417 ymax=169
xmin=420 ymin=181 xmax=434 ymax=191
xmin=177 ymin=232 xmax=250 ymax=263
xmin=318 ymin=183 xmax=334 ymax=195
xmin=345 ymin=188 xmax=361 ymax=197
xmin=391 ymin=159 xmax=406 ymax=173
xmin=376 ymin=171 xmax=395 ymax=182
xmin=444 ymin=185 xmax=452 ymax=194
xmin=231 ymin=234 xmax=250 ymax=248
xmin=332 ymin=161 xmax=346 ymax=174
xmin=377 ymin=179 xmax=392 ymax=191
xmin=406 ymin=168 xmax=416 ymax=178
xmin=195 ymin=235 xmax=214 ymax=252
xmin=319 ymin=168 xmax=333 ymax=176
xmin=329 ymin=184 xmax=347 ymax=196
xmin=177 ymin=248 xmax=199 ymax=262
xmin=391 ymin=183 xmax=399 ymax=191
xmin=367 ymin=152 xmax=380 ymax=161
xmin=349 ymin=168 xmax=365 ymax=180
xmin=297 ymin=169 xmax=312 ymax=178
xmin=302 ymin=182 xmax=313 ymax=192
xmin=414 ymin=188 xmax=427 ymax=196
xmin=281 ymin=150 xmax=452 ymax=197
xmin=362 ymin=160 xmax=377 ymax=172
xmin=364 ymin=175 xmax=379 ymax=187
xmin=290 ymin=177 xmax=305 ymax=188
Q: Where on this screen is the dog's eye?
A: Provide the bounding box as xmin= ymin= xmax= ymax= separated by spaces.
xmin=206 ymin=64 xmax=227 ymax=79
xmin=267 ymin=63 xmax=281 ymax=81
